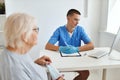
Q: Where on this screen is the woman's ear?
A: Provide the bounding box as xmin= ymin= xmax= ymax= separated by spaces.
xmin=21 ymin=32 xmax=28 ymax=42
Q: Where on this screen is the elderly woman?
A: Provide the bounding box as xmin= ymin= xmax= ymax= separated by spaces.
xmin=0 ymin=13 xmax=63 ymax=80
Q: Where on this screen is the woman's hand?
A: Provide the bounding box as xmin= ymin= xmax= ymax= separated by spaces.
xmin=57 ymin=75 xmax=64 ymax=80
xmin=34 ymin=55 xmax=52 ymax=66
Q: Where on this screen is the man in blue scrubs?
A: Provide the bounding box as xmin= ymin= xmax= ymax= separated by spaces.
xmin=45 ymin=9 xmax=94 ymax=80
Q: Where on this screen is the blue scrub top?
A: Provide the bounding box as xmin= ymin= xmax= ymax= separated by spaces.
xmin=48 ymin=25 xmax=91 ymax=47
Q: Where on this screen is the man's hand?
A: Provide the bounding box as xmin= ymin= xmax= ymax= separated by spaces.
xmin=59 ymin=46 xmax=79 ymax=54
xmin=34 ymin=55 xmax=52 ymax=66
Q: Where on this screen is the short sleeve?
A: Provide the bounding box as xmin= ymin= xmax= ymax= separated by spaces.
xmin=80 ymin=27 xmax=91 ymax=44
xmin=48 ymin=28 xmax=60 ymax=44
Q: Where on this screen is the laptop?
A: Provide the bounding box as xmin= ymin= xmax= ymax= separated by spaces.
xmin=88 ymin=27 xmax=120 ymax=59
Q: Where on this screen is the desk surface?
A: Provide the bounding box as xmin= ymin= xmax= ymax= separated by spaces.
xmin=40 ymin=47 xmax=120 ymax=72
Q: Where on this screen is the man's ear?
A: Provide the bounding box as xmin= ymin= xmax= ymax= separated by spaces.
xmin=67 ymin=16 xmax=71 ymax=21
xmin=21 ymin=33 xmax=27 ymax=42
xmin=67 ymin=16 xmax=69 ymax=20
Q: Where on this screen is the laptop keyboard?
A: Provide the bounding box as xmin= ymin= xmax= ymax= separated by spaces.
xmin=88 ymin=50 xmax=108 ymax=59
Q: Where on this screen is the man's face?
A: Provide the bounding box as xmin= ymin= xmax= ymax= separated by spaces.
xmin=67 ymin=13 xmax=80 ymax=28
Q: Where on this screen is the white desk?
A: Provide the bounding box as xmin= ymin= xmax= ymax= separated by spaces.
xmin=39 ymin=47 xmax=120 ymax=80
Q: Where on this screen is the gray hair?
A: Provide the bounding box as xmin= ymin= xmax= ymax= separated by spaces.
xmin=4 ymin=13 xmax=36 ymax=48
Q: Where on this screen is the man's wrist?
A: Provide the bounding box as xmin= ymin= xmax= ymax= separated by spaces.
xmin=77 ymin=47 xmax=80 ymax=52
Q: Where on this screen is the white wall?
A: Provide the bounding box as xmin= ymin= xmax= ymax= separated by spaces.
xmin=5 ymin=0 xmax=101 ymax=59
xmin=99 ymin=0 xmax=109 ymax=31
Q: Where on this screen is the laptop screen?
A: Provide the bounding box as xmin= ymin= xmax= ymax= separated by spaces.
xmin=109 ymin=27 xmax=120 ymax=54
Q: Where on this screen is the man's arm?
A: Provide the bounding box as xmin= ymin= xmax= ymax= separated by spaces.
xmin=79 ymin=42 xmax=94 ymax=52
xmin=45 ymin=43 xmax=59 ymax=51
xmin=45 ymin=42 xmax=94 ymax=52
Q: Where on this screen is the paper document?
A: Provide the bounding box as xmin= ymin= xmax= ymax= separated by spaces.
xmin=60 ymin=51 xmax=81 ymax=57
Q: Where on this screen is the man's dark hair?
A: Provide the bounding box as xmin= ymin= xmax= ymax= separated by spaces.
xmin=67 ymin=9 xmax=81 ymax=16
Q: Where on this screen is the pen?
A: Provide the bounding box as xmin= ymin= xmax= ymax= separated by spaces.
xmin=78 ymin=52 xmax=81 ymax=56
xmin=64 ymin=41 xmax=69 ymax=46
